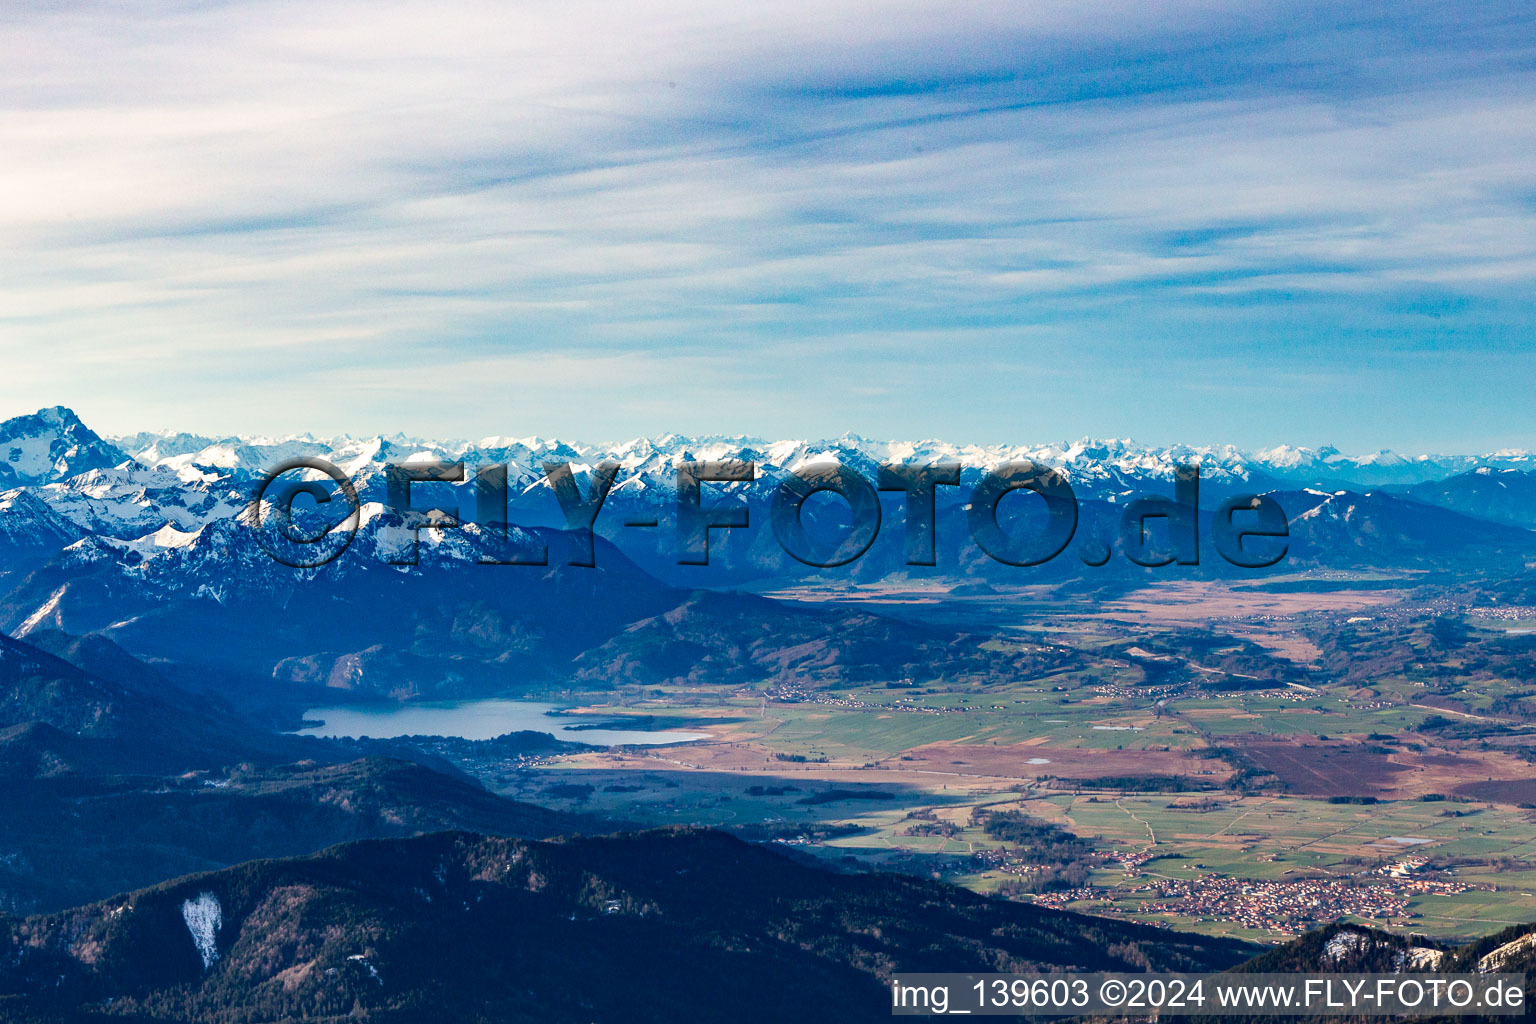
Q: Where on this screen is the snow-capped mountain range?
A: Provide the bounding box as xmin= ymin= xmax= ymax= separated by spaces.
xmin=110 ymin=419 xmax=1535 ymax=496
xmin=2 ymin=405 xmax=1533 ymax=574
xmin=2 ymin=405 xmax=1534 ymax=701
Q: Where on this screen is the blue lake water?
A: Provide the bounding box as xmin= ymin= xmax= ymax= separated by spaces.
xmin=294 ymin=698 xmax=710 ymax=746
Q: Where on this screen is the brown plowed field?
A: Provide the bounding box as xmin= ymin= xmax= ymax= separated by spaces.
xmin=1238 ymin=736 xmax=1530 ymax=800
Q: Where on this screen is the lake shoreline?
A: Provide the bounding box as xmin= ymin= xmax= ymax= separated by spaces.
xmin=293 ymin=697 xmax=712 ymax=746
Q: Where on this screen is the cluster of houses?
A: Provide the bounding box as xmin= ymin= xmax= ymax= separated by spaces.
xmin=1029 ymin=873 xmax=1477 ymax=932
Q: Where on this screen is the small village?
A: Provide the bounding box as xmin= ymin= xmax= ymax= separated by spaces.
xmin=1028 ymin=873 xmax=1482 ymax=933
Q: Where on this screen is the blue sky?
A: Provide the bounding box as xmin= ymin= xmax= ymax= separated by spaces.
xmin=1 ymin=0 xmax=1534 ymax=451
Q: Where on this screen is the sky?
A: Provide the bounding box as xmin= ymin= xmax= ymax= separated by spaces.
xmin=1 ymin=0 xmax=1534 ymax=452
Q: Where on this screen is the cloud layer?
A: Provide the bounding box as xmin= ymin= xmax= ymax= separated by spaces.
xmin=2 ymin=0 xmax=1534 ymax=448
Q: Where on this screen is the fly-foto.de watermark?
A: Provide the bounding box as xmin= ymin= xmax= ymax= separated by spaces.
xmin=249 ymin=457 xmax=1289 ymax=571
xmin=889 ymin=973 xmax=1525 ymax=1016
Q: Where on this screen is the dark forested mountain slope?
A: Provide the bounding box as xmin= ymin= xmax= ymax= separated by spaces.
xmin=0 ymin=758 xmax=587 ymax=916
xmin=0 ymin=828 xmax=1255 ymax=1024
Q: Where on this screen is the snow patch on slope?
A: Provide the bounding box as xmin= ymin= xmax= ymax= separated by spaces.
xmin=1321 ymin=930 xmax=1370 ymax=965
xmin=1477 ymin=932 xmax=1536 ymax=974
xmin=181 ymin=892 xmax=222 ymax=971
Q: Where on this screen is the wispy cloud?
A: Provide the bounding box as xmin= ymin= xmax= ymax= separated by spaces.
xmin=1 ymin=0 xmax=1533 ymax=449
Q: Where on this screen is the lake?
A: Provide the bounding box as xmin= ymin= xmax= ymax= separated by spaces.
xmin=294 ymin=698 xmax=711 ymax=746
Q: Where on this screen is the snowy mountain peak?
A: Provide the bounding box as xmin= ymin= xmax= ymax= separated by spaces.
xmin=0 ymin=406 xmax=133 ymax=487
